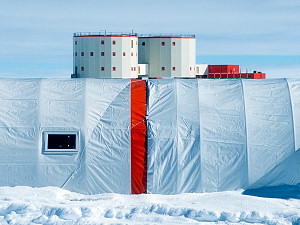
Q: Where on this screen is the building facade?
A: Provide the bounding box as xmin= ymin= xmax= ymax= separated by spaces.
xmin=73 ymin=32 xmax=138 ymax=78
xmin=138 ymin=35 xmax=196 ymax=78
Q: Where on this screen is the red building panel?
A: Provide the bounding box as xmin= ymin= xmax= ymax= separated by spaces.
xmin=131 ymin=79 xmax=147 ymax=194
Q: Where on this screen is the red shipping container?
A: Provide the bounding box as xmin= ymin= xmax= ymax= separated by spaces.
xmin=221 ymin=65 xmax=228 ymax=73
xmin=214 ymin=74 xmax=221 ymax=78
xmin=208 ymin=65 xmax=214 ymax=74
xmin=208 ymin=74 xmax=215 ymax=79
xmin=221 ymin=65 xmax=239 ymax=73
xmin=228 ymin=65 xmax=239 ymax=74
xmin=208 ymin=65 xmax=222 ymax=74
xmin=228 ymin=74 xmax=234 ymax=78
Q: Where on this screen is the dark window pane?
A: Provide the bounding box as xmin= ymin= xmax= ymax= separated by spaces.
xmin=48 ymin=134 xmax=76 ymax=149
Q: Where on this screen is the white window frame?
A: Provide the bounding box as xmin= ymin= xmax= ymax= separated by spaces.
xmin=43 ymin=131 xmax=80 ymax=154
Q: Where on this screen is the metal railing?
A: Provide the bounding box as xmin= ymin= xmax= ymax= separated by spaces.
xmin=74 ymin=31 xmax=138 ymax=37
xmin=138 ymin=33 xmax=195 ymax=38
xmin=73 ymin=31 xmax=195 ymax=38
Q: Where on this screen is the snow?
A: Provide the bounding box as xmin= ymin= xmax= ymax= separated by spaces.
xmin=0 ymin=186 xmax=299 ymax=224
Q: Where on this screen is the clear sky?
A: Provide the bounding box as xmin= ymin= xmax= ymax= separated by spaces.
xmin=0 ymin=0 xmax=299 ymax=78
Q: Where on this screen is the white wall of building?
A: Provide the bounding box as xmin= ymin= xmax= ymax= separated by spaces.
xmin=73 ymin=34 xmax=138 ymax=78
xmin=138 ymin=64 xmax=148 ymax=76
xmin=138 ymin=37 xmax=196 ymax=78
xmin=195 ymin=64 xmax=208 ymax=76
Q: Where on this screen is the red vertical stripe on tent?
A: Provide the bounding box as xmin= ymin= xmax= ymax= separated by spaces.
xmin=131 ymin=79 xmax=147 ymax=194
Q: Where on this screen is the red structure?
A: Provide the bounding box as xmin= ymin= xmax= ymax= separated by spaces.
xmin=131 ymin=79 xmax=147 ymax=194
xmin=208 ymin=65 xmax=266 ymax=79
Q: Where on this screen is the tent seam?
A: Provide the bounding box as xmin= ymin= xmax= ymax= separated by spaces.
xmin=175 ymin=79 xmax=179 ymax=194
xmin=285 ymin=78 xmax=296 ymax=152
xmin=197 ymin=79 xmax=203 ymax=192
xmin=240 ymin=79 xmax=249 ymax=187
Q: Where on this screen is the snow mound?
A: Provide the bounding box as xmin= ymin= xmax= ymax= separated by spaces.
xmin=0 ymin=186 xmax=299 ymax=224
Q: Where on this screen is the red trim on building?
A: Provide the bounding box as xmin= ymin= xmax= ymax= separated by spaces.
xmin=130 ymin=79 xmax=147 ymax=194
xmin=75 ymin=36 xmax=138 ymax=38
xmin=139 ymin=37 xmax=195 ymax=39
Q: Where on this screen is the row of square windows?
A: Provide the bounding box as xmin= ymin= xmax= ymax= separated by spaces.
xmin=141 ymin=42 xmax=176 ymax=46
xmin=75 ymin=52 xmax=137 ymax=56
xmin=79 ymin=66 xmax=193 ymax=72
xmin=80 ymin=67 xmax=137 ymax=72
xmin=161 ymin=67 xmax=194 ymax=71
xmin=75 ymin=40 xmax=137 ymax=46
xmin=75 ymin=40 xmax=176 ymax=47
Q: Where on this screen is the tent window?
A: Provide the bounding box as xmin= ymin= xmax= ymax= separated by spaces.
xmin=43 ymin=131 xmax=79 ymax=154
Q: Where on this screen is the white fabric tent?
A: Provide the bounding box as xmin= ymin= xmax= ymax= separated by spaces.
xmin=147 ymin=79 xmax=300 ymax=194
xmin=0 ymin=79 xmax=131 ymax=194
xmin=1 ymin=78 xmax=299 ymax=195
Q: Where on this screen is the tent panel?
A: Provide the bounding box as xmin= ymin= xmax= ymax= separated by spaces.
xmin=243 ymin=79 xmax=295 ymax=187
xmin=287 ymin=79 xmax=300 ymax=151
xmin=199 ymin=79 xmax=247 ymax=192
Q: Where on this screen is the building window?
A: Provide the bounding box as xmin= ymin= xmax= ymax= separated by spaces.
xmin=190 ymin=67 xmax=192 ymax=71
xmin=134 ymin=67 xmax=136 ymax=71
xmin=123 ymin=52 xmax=126 ymax=56
xmin=75 ymin=52 xmax=77 ymax=56
xmin=75 ymin=41 xmax=77 ymax=45
xmin=142 ymin=42 xmax=146 ymax=46
xmin=161 ymin=42 xmax=165 ymax=46
xmin=172 ymin=67 xmax=176 ymax=71
xmin=90 ymin=52 xmax=94 ymax=56
xmin=112 ymin=40 xmax=116 ymax=45
xmin=81 ymin=67 xmax=84 ymax=71
xmin=131 ymin=67 xmax=133 ymax=71
xmin=101 ymin=40 xmax=105 ymax=45
xmin=112 ymin=67 xmax=116 ymax=71
xmin=131 ymin=40 xmax=134 ymax=48
xmin=131 ymin=52 xmax=133 ymax=56
xmin=81 ymin=52 xmax=84 ymax=56
xmin=162 ymin=67 xmax=165 ymax=71
xmin=112 ymin=52 xmax=116 ymax=56
xmin=101 ymin=52 xmax=105 ymax=56
xmin=101 ymin=67 xmax=105 ymax=71
xmin=172 ymin=42 xmax=176 ymax=46
xmin=43 ymin=131 xmax=79 ymax=154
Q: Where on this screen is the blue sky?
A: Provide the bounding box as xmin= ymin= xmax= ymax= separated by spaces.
xmin=0 ymin=0 xmax=299 ymax=78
